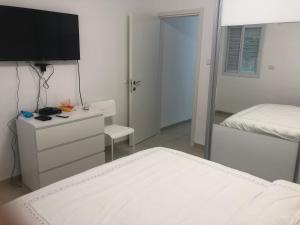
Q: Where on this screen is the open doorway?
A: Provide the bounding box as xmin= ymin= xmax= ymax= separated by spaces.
xmin=158 ymin=11 xmax=203 ymax=153
xmin=115 ymin=10 xmax=204 ymax=160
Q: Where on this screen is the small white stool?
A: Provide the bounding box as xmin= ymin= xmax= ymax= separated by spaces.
xmin=104 ymin=125 xmax=135 ymax=160
xmin=91 ymin=100 xmax=135 ymax=160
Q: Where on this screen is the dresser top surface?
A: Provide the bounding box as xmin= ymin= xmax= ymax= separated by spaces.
xmin=18 ymin=109 xmax=104 ymax=129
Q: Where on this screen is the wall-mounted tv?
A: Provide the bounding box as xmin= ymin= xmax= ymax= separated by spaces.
xmin=0 ymin=5 xmax=80 ymax=61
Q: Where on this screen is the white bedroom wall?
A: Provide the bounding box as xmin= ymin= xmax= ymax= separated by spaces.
xmin=222 ymin=0 xmax=300 ymax=26
xmin=160 ymin=16 xmax=199 ymax=128
xmin=0 ymin=0 xmax=155 ymax=181
xmin=154 ymin=0 xmax=218 ymax=145
xmin=216 ymin=23 xmax=300 ymax=113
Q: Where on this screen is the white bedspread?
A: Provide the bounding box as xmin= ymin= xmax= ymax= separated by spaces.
xmin=8 ymin=148 xmax=300 ymax=225
xmin=221 ymin=104 xmax=300 ymax=142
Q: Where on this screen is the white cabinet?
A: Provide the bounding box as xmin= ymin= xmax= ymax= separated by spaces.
xmin=17 ymin=110 xmax=105 ymax=190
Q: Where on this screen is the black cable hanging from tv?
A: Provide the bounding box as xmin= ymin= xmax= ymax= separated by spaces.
xmin=77 ymin=60 xmax=84 ymax=107
xmin=8 ymin=62 xmax=22 ymax=186
xmin=29 ymin=63 xmax=44 ymax=112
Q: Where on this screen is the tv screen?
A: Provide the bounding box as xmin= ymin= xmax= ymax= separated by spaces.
xmin=0 ymin=5 xmax=80 ymax=61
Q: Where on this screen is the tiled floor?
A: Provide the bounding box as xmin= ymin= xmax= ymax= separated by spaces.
xmin=0 ymin=179 xmax=29 ymax=205
xmin=0 ymin=120 xmax=204 ymax=205
xmin=105 ymin=120 xmax=204 ymax=161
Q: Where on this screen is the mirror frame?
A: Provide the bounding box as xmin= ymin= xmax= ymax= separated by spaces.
xmin=205 ymin=0 xmax=300 ymax=182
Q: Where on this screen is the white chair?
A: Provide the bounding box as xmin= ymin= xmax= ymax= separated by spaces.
xmin=91 ymin=100 xmax=135 ymax=160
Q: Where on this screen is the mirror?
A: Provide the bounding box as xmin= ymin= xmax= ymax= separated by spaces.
xmin=210 ymin=22 xmax=300 ymax=183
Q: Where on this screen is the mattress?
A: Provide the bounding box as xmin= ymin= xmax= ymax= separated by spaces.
xmin=221 ymin=104 xmax=300 ymax=142
xmin=7 ymin=148 xmax=300 ymax=225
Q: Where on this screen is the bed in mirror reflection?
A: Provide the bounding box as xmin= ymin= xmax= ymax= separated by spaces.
xmin=211 ymin=22 xmax=300 ymax=183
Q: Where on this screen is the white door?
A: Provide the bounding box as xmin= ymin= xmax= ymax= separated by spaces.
xmin=129 ymin=13 xmax=161 ymax=144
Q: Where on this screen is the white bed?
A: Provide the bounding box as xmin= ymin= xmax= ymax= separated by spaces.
xmin=7 ymin=148 xmax=300 ymax=225
xmin=221 ymin=104 xmax=300 ymax=142
xmin=211 ymin=104 xmax=300 ymax=183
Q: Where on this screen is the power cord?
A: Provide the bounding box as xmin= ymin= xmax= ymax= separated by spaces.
xmin=30 ymin=62 xmax=81 ymax=109
xmin=15 ymin=62 xmax=20 ymax=115
xmin=8 ymin=63 xmax=55 ymax=185
xmin=29 ymin=63 xmax=55 ymax=110
xmin=42 ymin=65 xmax=55 ymax=89
xmin=29 ymin=63 xmax=43 ymax=112
xmin=8 ymin=62 xmax=21 ymax=186
xmin=77 ymin=60 xmax=84 ymax=107
xmin=43 ymin=65 xmax=54 ymax=107
xmin=36 ymin=71 xmax=42 ymax=112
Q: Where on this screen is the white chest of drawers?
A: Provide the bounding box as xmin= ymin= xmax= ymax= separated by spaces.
xmin=17 ymin=110 xmax=105 ymax=190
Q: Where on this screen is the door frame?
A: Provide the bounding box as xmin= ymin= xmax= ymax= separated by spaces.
xmin=158 ymin=9 xmax=204 ymax=146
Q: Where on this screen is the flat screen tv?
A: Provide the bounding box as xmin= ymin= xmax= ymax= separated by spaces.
xmin=0 ymin=5 xmax=80 ymax=61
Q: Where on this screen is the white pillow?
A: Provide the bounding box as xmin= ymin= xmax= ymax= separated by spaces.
xmin=229 ymin=180 xmax=300 ymax=225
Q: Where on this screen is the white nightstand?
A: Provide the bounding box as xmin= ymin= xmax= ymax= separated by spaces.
xmin=17 ymin=109 xmax=105 ymax=190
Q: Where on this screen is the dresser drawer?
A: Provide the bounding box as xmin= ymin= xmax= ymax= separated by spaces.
xmin=38 ymin=134 xmax=105 ymax=172
xmin=36 ymin=116 xmax=104 ymax=150
xmin=39 ymin=152 xmax=105 ymax=187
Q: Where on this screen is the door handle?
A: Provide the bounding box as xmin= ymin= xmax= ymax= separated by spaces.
xmin=130 ymin=80 xmax=142 ymax=93
xmin=133 ymin=80 xmax=142 ymax=86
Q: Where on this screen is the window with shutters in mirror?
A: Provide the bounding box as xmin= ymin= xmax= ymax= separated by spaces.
xmin=224 ymin=25 xmax=263 ymax=77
